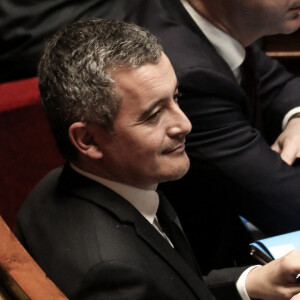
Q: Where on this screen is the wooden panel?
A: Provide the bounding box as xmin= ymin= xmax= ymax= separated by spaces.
xmin=263 ymin=29 xmax=300 ymax=75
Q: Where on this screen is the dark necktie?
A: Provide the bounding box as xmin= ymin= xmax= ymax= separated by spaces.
xmin=241 ymin=46 xmax=259 ymax=128
xmin=167 ymin=219 xmax=202 ymax=276
xmin=157 ymin=203 xmax=202 ymax=277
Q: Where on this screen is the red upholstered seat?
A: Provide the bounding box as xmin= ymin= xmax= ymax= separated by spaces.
xmin=0 ymin=78 xmax=64 ymax=229
xmin=0 ymin=77 xmax=40 ymax=111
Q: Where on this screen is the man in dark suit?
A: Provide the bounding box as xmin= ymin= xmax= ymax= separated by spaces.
xmin=126 ymin=0 xmax=300 ymax=273
xmin=14 ymin=18 xmax=300 ymax=300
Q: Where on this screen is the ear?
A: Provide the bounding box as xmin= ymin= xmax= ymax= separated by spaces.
xmin=69 ymin=122 xmax=103 ymax=160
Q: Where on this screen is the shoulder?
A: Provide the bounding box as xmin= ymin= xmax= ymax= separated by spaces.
xmin=127 ymin=1 xmax=220 ymax=66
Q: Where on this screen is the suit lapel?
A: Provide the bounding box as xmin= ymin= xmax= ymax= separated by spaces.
xmin=58 ymin=165 xmax=216 ymax=299
xmin=157 ymin=192 xmax=203 ymax=276
xmin=133 ymin=210 xmax=216 ymax=300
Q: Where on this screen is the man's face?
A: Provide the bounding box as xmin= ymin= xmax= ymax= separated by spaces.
xmin=93 ymin=53 xmax=192 ymax=190
xmin=189 ymin=0 xmax=300 ymax=45
xmin=240 ymin=0 xmax=300 ymax=35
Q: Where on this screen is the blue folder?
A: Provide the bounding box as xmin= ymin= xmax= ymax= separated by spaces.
xmin=250 ymin=230 xmax=300 ymax=264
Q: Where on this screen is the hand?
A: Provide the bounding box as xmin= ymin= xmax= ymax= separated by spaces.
xmin=291 ymin=294 xmax=300 ymax=299
xmin=246 ymin=249 xmax=300 ymax=300
xmin=271 ymin=117 xmax=300 ymax=166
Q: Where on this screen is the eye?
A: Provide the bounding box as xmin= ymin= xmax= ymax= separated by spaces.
xmin=173 ymin=92 xmax=182 ymax=103
xmin=147 ymin=109 xmax=162 ymax=122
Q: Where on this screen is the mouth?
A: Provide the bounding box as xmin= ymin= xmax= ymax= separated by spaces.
xmin=286 ymin=6 xmax=300 ymax=20
xmin=163 ymin=143 xmax=186 ymax=154
xmin=290 ymin=5 xmax=300 ymax=13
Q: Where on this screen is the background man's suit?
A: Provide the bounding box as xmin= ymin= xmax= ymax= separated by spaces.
xmin=15 ymin=165 xmax=245 ymax=299
xmin=0 ymin=0 xmax=141 ymax=83
xmin=126 ymin=0 xmax=300 ymax=274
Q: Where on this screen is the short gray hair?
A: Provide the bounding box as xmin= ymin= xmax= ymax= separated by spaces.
xmin=38 ymin=18 xmax=163 ymax=161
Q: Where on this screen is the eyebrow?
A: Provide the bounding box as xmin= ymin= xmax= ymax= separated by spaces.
xmin=137 ymin=81 xmax=179 ymax=122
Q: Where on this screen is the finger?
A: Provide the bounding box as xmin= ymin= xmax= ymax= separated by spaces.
xmin=271 ymin=141 xmax=281 ymax=153
xmin=280 ymin=143 xmax=298 ymax=166
xmin=278 ymin=285 xmax=300 ymax=300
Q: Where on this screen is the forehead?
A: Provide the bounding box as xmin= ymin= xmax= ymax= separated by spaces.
xmin=112 ymin=53 xmax=177 ymax=107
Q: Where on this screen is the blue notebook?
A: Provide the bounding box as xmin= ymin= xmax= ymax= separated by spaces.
xmin=250 ymin=230 xmax=300 ymax=264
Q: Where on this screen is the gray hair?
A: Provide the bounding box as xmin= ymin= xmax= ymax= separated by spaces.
xmin=38 ymin=18 xmax=163 ymax=161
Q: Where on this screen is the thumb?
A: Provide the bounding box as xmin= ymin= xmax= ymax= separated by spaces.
xmin=271 ymin=141 xmax=281 ymax=153
xmin=280 ymin=143 xmax=298 ymax=166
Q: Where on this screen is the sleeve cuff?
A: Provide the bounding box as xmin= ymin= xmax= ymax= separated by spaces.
xmin=282 ymin=107 xmax=300 ymax=130
xmin=236 ymin=265 xmax=261 ymax=300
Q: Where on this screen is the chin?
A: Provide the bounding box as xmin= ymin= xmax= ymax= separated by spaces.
xmin=162 ymin=162 xmax=190 ymax=183
xmin=280 ymin=20 xmax=300 ymax=34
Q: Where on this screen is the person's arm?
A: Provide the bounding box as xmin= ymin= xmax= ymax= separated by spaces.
xmin=254 ymin=47 xmax=300 ymax=167
xmin=177 ymin=57 xmax=300 ymax=235
xmin=245 ymin=249 xmax=300 ymax=300
xmin=206 ymin=250 xmax=300 ymax=300
xmin=236 ymin=266 xmax=261 ymax=300
xmin=74 ymin=260 xmax=165 ymax=300
xmin=271 ymin=116 xmax=300 ymax=165
xmin=204 ymin=266 xmax=249 ymax=299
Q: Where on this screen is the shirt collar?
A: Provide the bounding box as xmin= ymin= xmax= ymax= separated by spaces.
xmin=70 ymin=163 xmax=159 ymax=224
xmin=181 ymin=0 xmax=245 ymax=80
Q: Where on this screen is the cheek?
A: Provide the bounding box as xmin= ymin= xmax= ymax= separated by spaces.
xmin=134 ymin=140 xmax=162 ymax=159
xmin=118 ymin=135 xmax=159 ymax=160
xmin=116 ymin=125 xmax=166 ymax=159
xmin=286 ymin=0 xmax=295 ymax=6
xmin=138 ymin=126 xmax=165 ymax=149
xmin=145 ymin=131 xmax=165 ymax=153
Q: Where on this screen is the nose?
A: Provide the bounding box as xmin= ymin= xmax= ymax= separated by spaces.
xmin=168 ymin=103 xmax=192 ymax=137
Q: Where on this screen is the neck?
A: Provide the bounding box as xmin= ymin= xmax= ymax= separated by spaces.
xmin=186 ymin=0 xmax=260 ymax=47
xmin=71 ymin=160 xmax=158 ymax=191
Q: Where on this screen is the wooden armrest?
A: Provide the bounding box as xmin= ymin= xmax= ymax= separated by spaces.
xmin=0 ymin=216 xmax=68 ymax=299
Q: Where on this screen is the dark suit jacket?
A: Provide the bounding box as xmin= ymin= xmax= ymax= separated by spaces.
xmin=0 ymin=0 xmax=141 ymax=83
xmin=126 ymin=0 xmax=300 ymax=273
xmin=14 ymin=165 xmax=244 ymax=299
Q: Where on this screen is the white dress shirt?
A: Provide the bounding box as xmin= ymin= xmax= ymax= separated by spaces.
xmin=70 ymin=163 xmax=174 ymax=247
